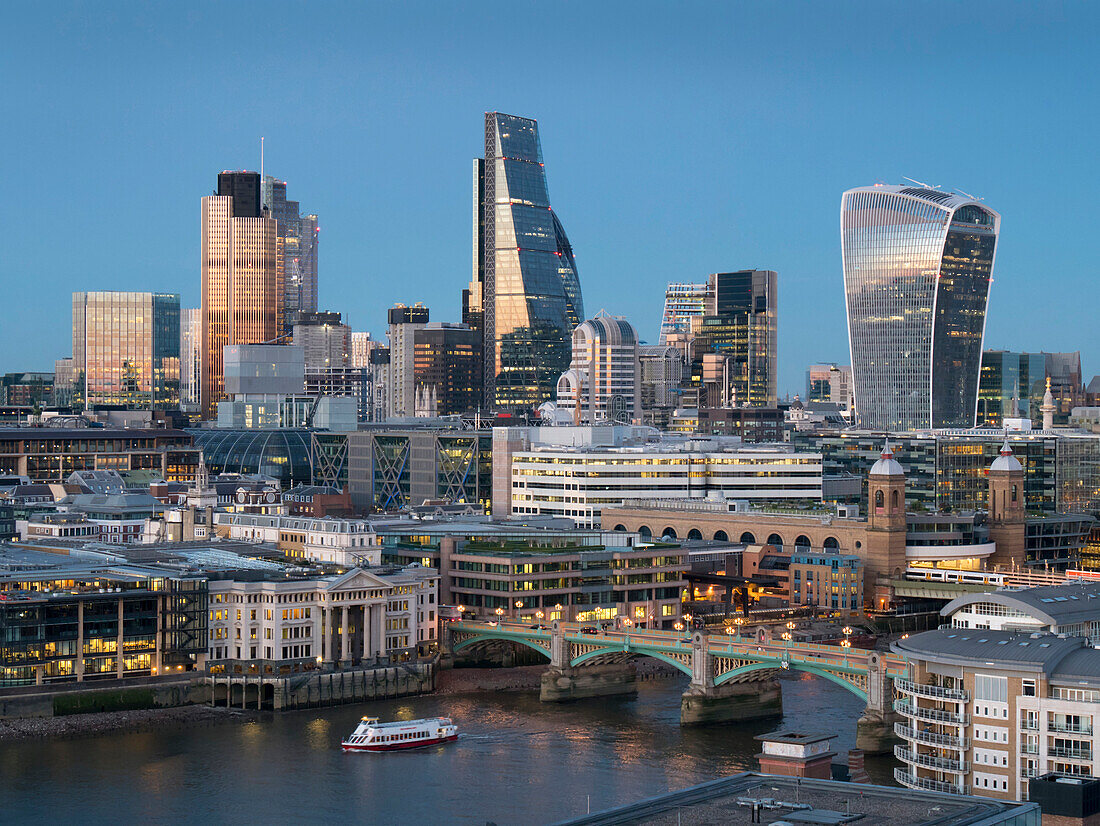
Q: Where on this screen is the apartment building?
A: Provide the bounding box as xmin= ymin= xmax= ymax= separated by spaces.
xmin=892 ymin=580 xmax=1100 ymax=801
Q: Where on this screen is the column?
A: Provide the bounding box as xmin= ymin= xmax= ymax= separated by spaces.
xmin=341 ymin=605 xmax=350 ymax=664
xmin=117 ymin=598 xmax=125 ymax=678
xmin=373 ymin=604 xmax=384 ymax=658
xmin=321 ymin=607 xmax=333 ymax=667
xmin=367 ymin=602 xmax=376 ymax=664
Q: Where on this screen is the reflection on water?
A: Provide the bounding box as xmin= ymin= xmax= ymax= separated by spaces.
xmin=1 ymin=673 xmax=895 ymax=825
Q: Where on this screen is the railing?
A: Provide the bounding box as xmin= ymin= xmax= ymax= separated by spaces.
xmin=1048 ymin=746 xmax=1093 ymax=760
xmin=894 ymin=745 xmax=969 ymax=774
xmin=894 ymin=768 xmax=965 ymax=796
xmin=894 ymin=699 xmax=968 ymax=725
xmin=1020 ymin=718 xmax=1038 ymax=731
xmin=895 ymin=723 xmax=969 ymax=750
xmin=894 ymin=678 xmax=968 ymax=702
xmin=1049 ymin=722 xmax=1093 ymax=735
xmin=1022 ymin=744 xmax=1039 ymax=755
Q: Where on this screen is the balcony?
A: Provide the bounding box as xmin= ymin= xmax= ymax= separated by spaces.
xmin=1048 ymin=747 xmax=1093 ymax=761
xmin=1049 ymin=722 xmax=1093 ymax=735
xmin=894 ymin=768 xmax=965 ymax=796
xmin=894 ymin=699 xmax=968 ymax=725
xmin=895 ymin=723 xmax=970 ymax=750
xmin=894 ymin=678 xmax=968 ymax=702
xmin=895 ymin=745 xmax=969 ymax=774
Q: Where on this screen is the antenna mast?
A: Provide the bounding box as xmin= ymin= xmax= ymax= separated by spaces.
xmin=260 ymin=136 xmax=264 ymax=180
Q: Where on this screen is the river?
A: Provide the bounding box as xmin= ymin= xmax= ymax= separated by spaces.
xmin=0 ymin=672 xmax=895 ymax=825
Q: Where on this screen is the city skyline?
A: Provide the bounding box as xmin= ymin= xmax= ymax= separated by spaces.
xmin=3 ymin=3 xmax=1100 ymax=397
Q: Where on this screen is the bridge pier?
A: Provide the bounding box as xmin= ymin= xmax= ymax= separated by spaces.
xmin=854 ymin=651 xmax=901 ymax=754
xmin=540 ymin=662 xmax=637 ymax=702
xmin=680 ymin=631 xmax=781 ymax=725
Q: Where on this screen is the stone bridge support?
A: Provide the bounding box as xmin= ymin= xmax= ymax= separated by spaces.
xmin=539 ymin=621 xmax=637 ymax=702
xmin=855 ymin=651 xmax=901 ymax=754
xmin=680 ymin=631 xmax=781 ymax=726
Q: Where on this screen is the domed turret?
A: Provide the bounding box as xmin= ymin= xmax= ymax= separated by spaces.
xmin=989 ymin=438 xmax=1023 ymax=473
xmin=1040 ymin=377 xmax=1056 ymax=430
xmin=869 ymin=439 xmax=904 ymax=477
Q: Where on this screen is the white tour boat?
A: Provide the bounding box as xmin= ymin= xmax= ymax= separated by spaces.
xmin=341 ymin=716 xmax=458 ymax=752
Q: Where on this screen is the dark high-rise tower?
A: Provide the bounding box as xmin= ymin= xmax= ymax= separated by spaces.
xmin=475 ymin=112 xmax=583 ymax=412
xmin=217 ymin=172 xmax=262 ymax=218
xmin=262 ymin=175 xmax=319 ymax=336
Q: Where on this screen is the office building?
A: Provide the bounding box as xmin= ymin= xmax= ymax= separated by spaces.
xmin=386 ymin=304 xmax=429 ymax=419
xmin=53 ymin=359 xmax=75 ymax=407
xmin=0 ymin=373 xmax=54 ymax=408
xmin=792 ymin=428 xmax=1100 ymax=518
xmin=180 ymin=308 xmax=202 ymax=411
xmin=201 ymin=171 xmax=283 ymax=418
xmin=893 ymin=581 xmax=1100 ymax=801
xmin=0 ymin=546 xmax=208 ymax=686
xmin=412 ymin=322 xmax=480 ymax=417
xmin=261 ymin=175 xmax=319 ymax=333
xmin=346 ymin=422 xmax=492 ymax=513
xmin=658 ymin=282 xmax=707 ymax=345
xmin=294 ymin=311 xmax=350 ymax=372
xmin=207 ymin=564 xmax=438 ymax=669
xmin=690 ymin=269 xmax=778 ymax=408
xmin=72 ymin=292 xmax=180 ymax=410
xmin=806 ymin=364 xmax=853 ymax=412
xmin=474 ymin=112 xmax=583 ymax=411
xmin=556 ymin=314 xmax=640 ymax=425
xmin=978 ymin=351 xmax=1046 ymax=428
xmin=350 ymin=331 xmax=377 ymax=370
xmin=1045 ymin=352 xmax=1086 ymax=425
xmin=841 ymin=185 xmax=1000 ymax=430
xmin=497 ymin=426 xmax=822 ymax=528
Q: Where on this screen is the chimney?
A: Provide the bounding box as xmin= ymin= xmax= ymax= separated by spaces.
xmin=847 ymin=749 xmax=870 ymax=784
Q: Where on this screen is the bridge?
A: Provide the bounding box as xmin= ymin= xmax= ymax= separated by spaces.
xmin=447 ymin=620 xmax=910 ymax=752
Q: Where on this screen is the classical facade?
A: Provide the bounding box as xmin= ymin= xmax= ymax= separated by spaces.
xmin=207 ymin=565 xmax=439 ymax=671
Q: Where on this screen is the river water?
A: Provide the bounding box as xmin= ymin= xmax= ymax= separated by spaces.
xmin=0 ymin=673 xmax=895 ymax=825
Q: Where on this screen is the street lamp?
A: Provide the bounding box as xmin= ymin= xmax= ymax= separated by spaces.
xmin=495 ymin=607 xmax=504 ymax=625
xmin=554 ymin=603 xmax=564 ymax=622
xmin=674 ymin=621 xmax=684 ymax=632
xmin=725 ymin=626 xmax=735 ymax=648
xmin=535 ymin=610 xmax=544 ymax=621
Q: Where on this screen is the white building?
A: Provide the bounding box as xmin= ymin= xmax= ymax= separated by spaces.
xmin=207 ymin=564 xmax=440 ymax=670
xmin=494 ymin=426 xmax=822 ymax=528
xmin=556 ymin=314 xmax=640 ymax=425
xmin=659 ymin=282 xmax=707 ymax=345
xmin=639 ymin=344 xmax=685 ymax=410
xmin=893 ymin=580 xmax=1100 ymax=802
xmin=216 ymin=512 xmax=381 ymax=565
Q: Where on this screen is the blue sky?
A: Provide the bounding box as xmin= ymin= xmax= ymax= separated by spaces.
xmin=3 ymin=1 xmax=1098 ymax=396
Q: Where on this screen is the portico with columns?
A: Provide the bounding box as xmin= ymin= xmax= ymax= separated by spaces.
xmin=320 ymin=569 xmax=394 ymax=669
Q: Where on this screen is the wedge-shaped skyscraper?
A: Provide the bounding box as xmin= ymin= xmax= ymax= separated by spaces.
xmin=841 ymin=185 xmax=1000 ymax=431
xmin=471 ymin=112 xmax=583 ymax=411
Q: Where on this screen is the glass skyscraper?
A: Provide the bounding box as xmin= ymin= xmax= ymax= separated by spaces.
xmin=73 ymin=291 xmax=181 ymax=409
xmin=473 ymin=112 xmax=583 ymax=411
xmin=841 ymin=185 xmax=1000 ymax=431
xmin=978 ymin=350 xmax=1046 ymax=427
xmin=262 ymin=175 xmax=319 ymax=335
xmin=659 ymin=282 xmax=707 ymax=344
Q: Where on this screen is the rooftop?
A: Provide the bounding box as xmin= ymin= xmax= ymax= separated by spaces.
xmin=941 ymin=579 xmax=1100 ymax=627
xmin=553 ymin=772 xmax=1035 ymax=826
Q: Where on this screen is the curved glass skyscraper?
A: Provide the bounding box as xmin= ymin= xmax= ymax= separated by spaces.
xmin=841 ymin=185 xmax=1000 ymax=431
xmin=476 ymin=112 xmax=583 ymax=411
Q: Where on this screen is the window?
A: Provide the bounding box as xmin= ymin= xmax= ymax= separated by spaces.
xmin=974 ymin=674 xmax=1008 ymax=703
xmin=1022 ymin=679 xmax=1036 ymax=697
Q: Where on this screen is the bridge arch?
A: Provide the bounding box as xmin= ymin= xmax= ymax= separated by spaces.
xmin=452 ymin=632 xmax=551 ymax=661
xmin=570 ymin=646 xmax=692 ymax=676
xmin=715 ymin=660 xmax=867 ymax=701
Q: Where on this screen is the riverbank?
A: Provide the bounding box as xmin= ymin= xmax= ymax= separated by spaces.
xmin=0 ymin=704 xmax=258 ymax=742
xmin=437 ymin=660 xmax=682 ymax=695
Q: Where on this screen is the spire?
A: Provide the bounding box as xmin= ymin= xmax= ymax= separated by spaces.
xmin=1010 ymin=379 xmax=1020 ymax=418
xmin=881 ymin=438 xmax=893 ymax=458
xmin=999 ymin=437 xmax=1013 ymax=457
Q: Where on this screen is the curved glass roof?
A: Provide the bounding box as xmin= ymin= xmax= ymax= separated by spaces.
xmin=189 ymin=429 xmax=313 ymax=485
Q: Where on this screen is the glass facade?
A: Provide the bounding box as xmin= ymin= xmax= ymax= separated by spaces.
xmin=841 ymin=186 xmax=999 ymax=430
xmin=73 ymin=292 xmax=181 ymax=409
xmin=978 ymin=350 xmax=1046 ymax=427
xmin=189 ymin=428 xmax=315 ymax=486
xmin=262 ymin=176 xmax=318 ymax=335
xmin=481 ymin=112 xmax=583 ymax=411
xmin=201 ymin=173 xmax=283 ymax=418
xmin=659 ymin=283 xmax=707 ymax=344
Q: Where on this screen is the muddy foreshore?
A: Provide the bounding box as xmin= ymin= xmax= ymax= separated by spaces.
xmin=0 ymin=704 xmax=259 ymax=742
